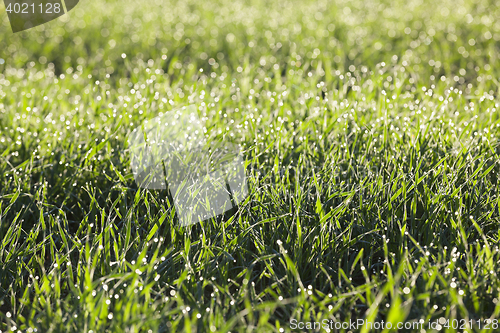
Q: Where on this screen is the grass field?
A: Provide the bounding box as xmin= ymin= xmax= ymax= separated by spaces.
xmin=1 ymin=0 xmax=500 ymax=331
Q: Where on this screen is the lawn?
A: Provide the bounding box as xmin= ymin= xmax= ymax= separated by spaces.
xmin=1 ymin=0 xmax=500 ymax=331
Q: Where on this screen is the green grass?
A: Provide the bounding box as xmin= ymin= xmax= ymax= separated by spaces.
xmin=1 ymin=0 xmax=500 ymax=331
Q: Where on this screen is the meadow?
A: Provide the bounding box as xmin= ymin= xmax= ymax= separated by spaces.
xmin=1 ymin=0 xmax=500 ymax=331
